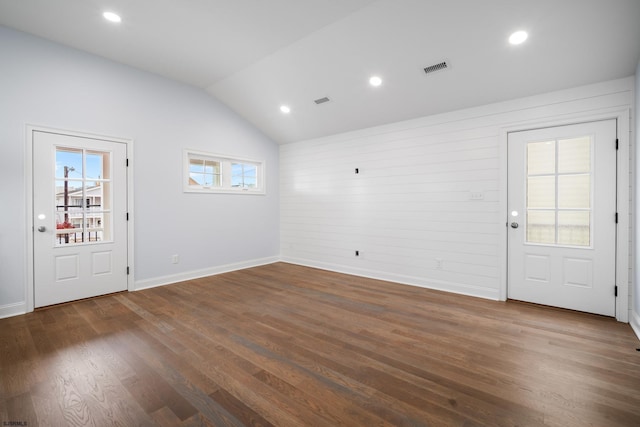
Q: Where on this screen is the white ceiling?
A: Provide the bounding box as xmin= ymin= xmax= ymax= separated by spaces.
xmin=1 ymin=0 xmax=639 ymax=144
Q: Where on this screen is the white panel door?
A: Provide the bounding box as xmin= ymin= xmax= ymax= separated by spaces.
xmin=33 ymin=130 xmax=128 ymax=307
xmin=507 ymin=120 xmax=617 ymax=316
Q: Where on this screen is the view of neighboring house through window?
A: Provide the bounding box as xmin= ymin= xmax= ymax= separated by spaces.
xmin=189 ymin=157 xmax=221 ymax=187
xmin=184 ymin=150 xmax=264 ymax=194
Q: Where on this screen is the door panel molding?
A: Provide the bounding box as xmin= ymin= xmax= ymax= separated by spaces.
xmin=25 ymin=125 xmax=134 ymax=312
xmin=499 ymin=110 xmax=630 ymax=322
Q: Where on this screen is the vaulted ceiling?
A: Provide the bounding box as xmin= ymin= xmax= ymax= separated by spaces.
xmin=1 ymin=0 xmax=639 ymax=144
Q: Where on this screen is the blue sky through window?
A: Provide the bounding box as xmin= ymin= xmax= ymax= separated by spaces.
xmin=56 ymin=148 xmax=104 ymax=185
xmin=231 ymin=163 xmax=257 ymax=188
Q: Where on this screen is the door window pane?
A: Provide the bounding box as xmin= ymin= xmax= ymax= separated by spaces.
xmin=86 ymin=151 xmax=109 ymax=181
xmin=527 ymin=210 xmax=556 ymax=244
xmin=527 ymin=141 xmax=555 ymax=175
xmin=558 ymin=137 xmax=590 ymax=173
xmin=56 ymin=213 xmax=82 ymax=244
xmin=558 ymin=211 xmax=590 ymax=246
xmin=558 ymin=175 xmax=590 ymax=209
xmin=86 ymin=181 xmax=107 ymax=213
xmin=55 ymin=148 xmax=83 ymax=179
xmin=90 ymin=212 xmax=110 ymax=242
xmin=527 ymin=176 xmax=555 ymax=208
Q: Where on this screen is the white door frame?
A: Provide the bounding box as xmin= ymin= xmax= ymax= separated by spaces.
xmin=499 ymin=110 xmax=630 ymax=322
xmin=25 ymin=125 xmax=134 ymax=312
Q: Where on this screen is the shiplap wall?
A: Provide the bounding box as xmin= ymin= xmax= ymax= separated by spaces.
xmin=280 ymin=77 xmax=634 ymax=302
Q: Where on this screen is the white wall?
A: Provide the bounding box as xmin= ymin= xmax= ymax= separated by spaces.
xmin=281 ymin=77 xmax=634 ymax=311
xmin=0 ymin=26 xmax=280 ymax=317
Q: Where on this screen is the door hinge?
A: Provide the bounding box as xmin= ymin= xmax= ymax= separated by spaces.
xmin=126 ymin=158 xmax=129 ymax=167
xmin=126 ymin=212 xmax=129 ymax=221
xmin=615 ymin=212 xmax=618 ymax=223
xmin=615 ymin=139 xmax=619 ymax=150
xmin=127 ymin=266 xmax=130 ymax=275
xmin=614 ymin=285 xmax=618 ymax=297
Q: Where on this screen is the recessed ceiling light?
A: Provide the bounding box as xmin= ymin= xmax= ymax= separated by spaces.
xmin=369 ymin=76 xmax=383 ymax=87
xmin=103 ymin=11 xmax=122 ymax=23
xmin=280 ymin=105 xmax=291 ymax=114
xmin=509 ymin=30 xmax=528 ymax=45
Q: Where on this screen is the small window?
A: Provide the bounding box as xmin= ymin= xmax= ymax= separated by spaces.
xmin=184 ymin=150 xmax=265 ymax=194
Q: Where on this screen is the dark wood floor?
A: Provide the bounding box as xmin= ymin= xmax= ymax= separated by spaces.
xmin=1 ymin=262 xmax=640 ymax=426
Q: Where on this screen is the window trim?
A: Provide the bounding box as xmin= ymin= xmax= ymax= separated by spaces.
xmin=183 ymin=149 xmax=265 ymax=195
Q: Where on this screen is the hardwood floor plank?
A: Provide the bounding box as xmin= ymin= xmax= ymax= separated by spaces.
xmin=0 ymin=323 xmax=40 ymax=398
xmin=30 ymin=303 xmax=157 ymax=426
xmin=150 ymin=406 xmax=182 ymax=427
xmin=117 ymin=329 xmax=245 ymax=427
xmin=114 ymin=338 xmax=198 ymax=421
xmin=29 ymin=380 xmax=78 ymax=427
xmin=5 ymin=392 xmax=37 ymax=427
xmin=52 ymin=373 xmax=92 ymax=426
xmin=209 ymin=388 xmax=276 ymax=427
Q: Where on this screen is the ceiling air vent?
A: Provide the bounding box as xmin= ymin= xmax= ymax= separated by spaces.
xmin=423 ymin=61 xmax=449 ymax=75
xmin=314 ymin=97 xmax=330 ymax=105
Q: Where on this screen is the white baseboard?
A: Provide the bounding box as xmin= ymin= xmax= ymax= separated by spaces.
xmin=631 ymin=310 xmax=640 ymax=342
xmin=134 ymin=256 xmax=280 ymax=291
xmin=0 ymin=302 xmax=27 ymax=319
xmin=280 ymin=256 xmax=500 ymax=301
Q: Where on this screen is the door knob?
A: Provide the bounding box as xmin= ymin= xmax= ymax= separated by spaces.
xmin=37 ymin=226 xmax=46 ymax=232
xmin=510 ymin=222 xmax=519 ymax=229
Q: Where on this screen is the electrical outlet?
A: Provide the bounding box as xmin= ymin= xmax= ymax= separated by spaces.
xmin=171 ymin=254 xmax=179 ymax=264
xmin=435 ymin=257 xmax=443 ymax=269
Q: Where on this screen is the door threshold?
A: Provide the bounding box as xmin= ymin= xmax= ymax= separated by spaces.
xmin=34 ymin=290 xmax=128 ymax=311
